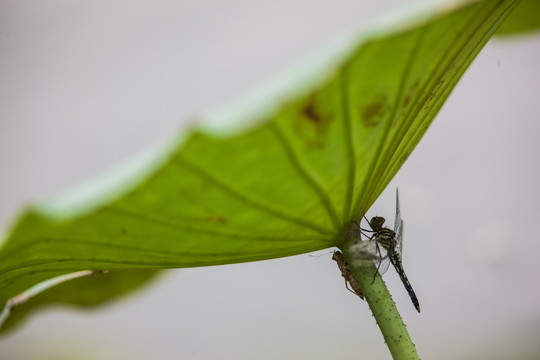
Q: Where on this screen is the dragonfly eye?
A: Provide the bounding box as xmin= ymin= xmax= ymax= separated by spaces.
xmin=370 ymin=216 xmax=385 ymax=230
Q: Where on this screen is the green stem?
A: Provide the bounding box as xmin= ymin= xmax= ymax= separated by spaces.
xmin=341 ymin=246 xmax=420 ymax=360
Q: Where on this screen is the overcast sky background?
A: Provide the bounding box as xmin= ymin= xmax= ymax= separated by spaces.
xmin=1 ymin=1 xmax=540 ymax=359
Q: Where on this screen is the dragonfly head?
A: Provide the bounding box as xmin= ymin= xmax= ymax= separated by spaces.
xmin=369 ymin=216 xmax=385 ymax=231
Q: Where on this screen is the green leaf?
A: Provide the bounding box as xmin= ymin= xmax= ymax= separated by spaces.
xmin=0 ymin=0 xmax=519 ymax=334
xmin=496 ymin=0 xmax=540 ymax=36
xmin=0 ymin=269 xmax=160 ymax=334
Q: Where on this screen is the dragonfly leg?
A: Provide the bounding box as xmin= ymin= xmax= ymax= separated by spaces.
xmin=371 ymin=242 xmax=383 ymax=284
xmin=353 ymin=219 xmax=374 ymax=239
xmin=361 ymin=215 xmax=375 ymax=233
xmin=360 ymin=229 xmax=373 ymax=239
xmin=353 ymin=219 xmax=372 ymax=233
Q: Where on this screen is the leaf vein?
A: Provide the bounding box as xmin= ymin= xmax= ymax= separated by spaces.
xmin=172 ymin=155 xmax=334 ymax=235
xmin=268 ymin=122 xmax=342 ymax=229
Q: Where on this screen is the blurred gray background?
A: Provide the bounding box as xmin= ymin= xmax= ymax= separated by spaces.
xmin=1 ymin=0 xmax=539 ymax=359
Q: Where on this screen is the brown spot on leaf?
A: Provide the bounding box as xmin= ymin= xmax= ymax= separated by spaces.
xmin=294 ymin=96 xmax=332 ymax=148
xmin=401 ymin=151 xmax=410 ymax=163
xmin=405 ymin=81 xmax=419 ymax=105
xmin=208 ymin=214 xmax=227 ymax=223
xmin=302 ymin=102 xmax=322 ymax=123
xmin=361 ymin=95 xmax=388 ymax=127
xmin=403 ymin=95 xmax=411 ymax=108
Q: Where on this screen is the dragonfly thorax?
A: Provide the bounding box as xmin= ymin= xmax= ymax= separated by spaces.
xmin=362 ymin=215 xmax=397 ymax=251
xmin=374 ymin=228 xmax=397 ymax=250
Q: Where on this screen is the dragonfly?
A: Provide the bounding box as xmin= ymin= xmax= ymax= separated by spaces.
xmin=350 ymin=189 xmax=420 ymax=313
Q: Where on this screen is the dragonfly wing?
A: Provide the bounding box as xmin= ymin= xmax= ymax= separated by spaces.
xmin=394 ymin=188 xmax=404 ymax=257
xmin=397 ymin=219 xmax=403 ymax=256
xmin=394 ymin=188 xmax=401 ymax=234
xmin=378 ymin=255 xmax=391 ymax=275
xmin=375 ymin=244 xmax=391 ymax=275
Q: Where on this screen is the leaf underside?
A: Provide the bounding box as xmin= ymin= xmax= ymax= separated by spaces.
xmin=0 ymin=0 xmax=519 ymax=333
xmin=496 ymin=0 xmax=540 ymax=36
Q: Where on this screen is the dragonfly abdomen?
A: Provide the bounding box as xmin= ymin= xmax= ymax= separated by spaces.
xmin=389 ymin=251 xmax=420 ymax=313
